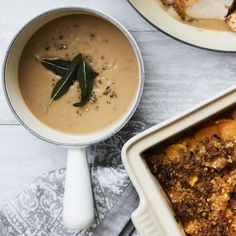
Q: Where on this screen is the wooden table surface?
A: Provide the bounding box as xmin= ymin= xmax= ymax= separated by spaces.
xmin=0 ymin=0 xmax=236 ymax=203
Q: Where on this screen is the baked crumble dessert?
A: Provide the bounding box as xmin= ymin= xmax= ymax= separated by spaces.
xmin=147 ymin=110 xmax=236 ymax=236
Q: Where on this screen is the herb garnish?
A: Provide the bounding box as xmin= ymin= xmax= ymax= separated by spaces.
xmin=73 ymin=60 xmax=98 ymax=107
xmin=39 ymin=58 xmax=71 ymax=77
xmin=38 ymin=54 xmax=98 ymax=110
xmin=50 ymin=54 xmax=82 ymax=101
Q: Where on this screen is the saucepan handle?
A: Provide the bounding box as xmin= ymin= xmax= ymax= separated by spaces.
xmin=63 ymin=148 xmax=94 ymax=229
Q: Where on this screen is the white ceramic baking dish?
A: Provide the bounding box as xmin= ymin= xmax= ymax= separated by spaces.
xmin=122 ymin=86 xmax=236 ymax=236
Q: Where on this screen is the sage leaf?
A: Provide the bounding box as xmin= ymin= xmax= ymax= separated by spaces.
xmin=73 ymin=60 xmax=98 ymax=107
xmin=39 ymin=53 xmax=98 ymax=110
xmin=40 ymin=58 xmax=71 ymax=77
xmin=45 ymin=54 xmax=82 ymax=109
xmin=50 ymin=77 xmax=74 ymax=100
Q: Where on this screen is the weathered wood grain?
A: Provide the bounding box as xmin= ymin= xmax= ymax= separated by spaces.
xmin=0 ymin=125 xmax=66 ymax=202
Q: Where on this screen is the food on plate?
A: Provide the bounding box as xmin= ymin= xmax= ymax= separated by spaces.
xmin=226 ymin=11 xmax=236 ymax=31
xmin=161 ymin=0 xmax=174 ymax=5
xmin=173 ymin=0 xmax=233 ymax=20
xmin=147 ymin=109 xmax=236 ymax=236
xmin=159 ymin=0 xmax=236 ymax=31
xmin=18 ymin=14 xmax=139 ymax=134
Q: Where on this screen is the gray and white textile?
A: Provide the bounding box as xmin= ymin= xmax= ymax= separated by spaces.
xmin=0 ymin=120 xmax=150 ymax=236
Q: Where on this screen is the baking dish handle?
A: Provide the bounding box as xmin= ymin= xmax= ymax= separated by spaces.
xmin=132 ymin=203 xmax=162 ymax=236
xmin=132 ymin=203 xmax=185 ymax=236
xmin=63 ymin=148 xmax=94 ymax=229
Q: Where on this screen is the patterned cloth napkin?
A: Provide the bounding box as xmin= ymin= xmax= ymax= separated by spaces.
xmin=0 ymin=120 xmax=150 ymax=236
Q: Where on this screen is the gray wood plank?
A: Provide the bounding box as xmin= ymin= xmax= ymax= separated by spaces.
xmin=0 ymin=125 xmax=66 ymax=202
xmin=132 ymin=32 xmax=236 ymax=123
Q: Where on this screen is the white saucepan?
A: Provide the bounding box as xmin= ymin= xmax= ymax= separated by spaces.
xmin=3 ymin=7 xmax=144 ymax=230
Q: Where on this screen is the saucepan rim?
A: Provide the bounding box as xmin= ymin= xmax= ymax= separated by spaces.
xmin=2 ymin=6 xmax=145 ymax=147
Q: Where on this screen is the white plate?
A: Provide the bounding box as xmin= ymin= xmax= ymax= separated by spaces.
xmin=129 ymin=0 xmax=236 ymax=52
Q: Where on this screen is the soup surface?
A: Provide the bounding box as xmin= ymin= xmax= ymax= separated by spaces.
xmin=19 ymin=14 xmax=139 ymax=134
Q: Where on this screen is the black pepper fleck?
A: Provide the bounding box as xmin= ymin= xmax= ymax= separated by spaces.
xmin=89 ymin=33 xmax=96 ymax=40
xmin=97 ymin=79 xmax=102 ymax=85
xmin=110 ymin=91 xmax=117 ymax=98
xmin=103 ymin=86 xmax=111 ymax=95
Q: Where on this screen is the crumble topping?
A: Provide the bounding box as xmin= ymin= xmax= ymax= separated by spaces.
xmin=147 ymin=114 xmax=236 ymax=236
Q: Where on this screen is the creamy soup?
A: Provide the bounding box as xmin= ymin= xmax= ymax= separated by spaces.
xmin=19 ymin=14 xmax=139 ymax=134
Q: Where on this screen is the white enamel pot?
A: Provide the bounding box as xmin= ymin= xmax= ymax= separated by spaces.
xmin=3 ymin=7 xmax=144 ymax=230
